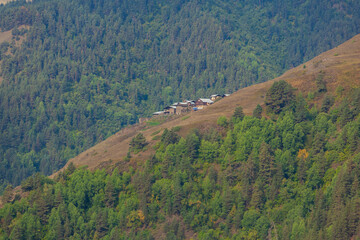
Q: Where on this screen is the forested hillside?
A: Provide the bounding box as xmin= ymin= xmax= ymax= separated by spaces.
xmin=2 ymin=80 xmax=360 ymax=239
xmin=1 ymin=0 xmax=360 ymax=190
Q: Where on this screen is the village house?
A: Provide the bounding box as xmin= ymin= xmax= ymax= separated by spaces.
xmin=183 ymin=100 xmax=196 ymax=106
xmin=172 ymin=101 xmax=195 ymax=115
xmin=152 ymin=97 xmax=222 ymax=118
xmin=152 ymin=111 xmax=162 ymax=116
xmin=164 ymin=106 xmax=177 ymax=115
xmin=210 ymin=94 xmax=222 ymax=101
xmin=152 ymin=111 xmax=165 ymax=116
xmin=175 ymin=104 xmax=188 ymax=115
xmin=195 ymin=98 xmax=214 ymax=109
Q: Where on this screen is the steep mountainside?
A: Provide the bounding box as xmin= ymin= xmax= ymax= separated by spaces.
xmin=59 ymin=33 xmax=360 ymax=173
xmin=1 ymin=34 xmax=360 ymax=240
xmin=1 ymin=0 xmax=360 ymax=190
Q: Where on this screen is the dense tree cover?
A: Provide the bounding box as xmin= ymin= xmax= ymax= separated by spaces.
xmin=1 ymin=0 xmax=360 ymax=190
xmin=2 ymin=84 xmax=360 ymax=239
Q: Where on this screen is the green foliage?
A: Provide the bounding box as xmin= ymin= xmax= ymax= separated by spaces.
xmin=336 ymin=85 xmax=345 ymax=96
xmin=181 ymin=116 xmax=190 ymax=121
xmin=2 ymin=94 xmax=360 ymax=239
xmin=161 ymin=128 xmax=180 ymax=147
xmin=233 ymin=107 xmax=245 ymax=122
xmin=253 ymin=104 xmax=263 ymax=119
xmin=294 ymin=94 xmax=310 ymax=123
xmin=21 ymin=173 xmax=53 ymax=192
xmin=151 ymin=129 xmax=161 ymax=136
xmin=171 ymin=126 xmax=182 ymax=132
xmin=2 ymin=185 xmax=13 ymax=204
xmin=130 ymin=133 xmax=148 ymax=152
xmin=321 ymin=95 xmax=335 ymax=113
xmin=146 ymin=120 xmax=161 ymax=127
xmin=217 ymin=116 xmax=228 ymax=128
xmin=316 ymin=72 xmax=327 ymax=93
xmin=265 ymin=80 xmax=295 ymax=114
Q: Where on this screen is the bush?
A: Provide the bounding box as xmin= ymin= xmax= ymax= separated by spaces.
xmin=161 ymin=128 xmax=180 ymax=146
xmin=130 ymin=133 xmax=148 ymax=152
xmin=217 ymin=116 xmax=228 ymax=128
xmin=316 ymin=72 xmax=327 ymax=93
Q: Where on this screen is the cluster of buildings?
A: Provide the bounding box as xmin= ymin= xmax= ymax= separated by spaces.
xmin=152 ymin=94 xmax=231 ymax=116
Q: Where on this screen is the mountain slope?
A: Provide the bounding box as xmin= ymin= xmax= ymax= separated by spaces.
xmin=59 ymin=33 xmax=360 ymax=173
xmin=2 ymin=35 xmax=360 ymax=239
xmin=1 ymin=0 xmax=360 ymax=190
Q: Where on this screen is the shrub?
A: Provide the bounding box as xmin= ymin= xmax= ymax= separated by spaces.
xmin=130 ymin=133 xmax=148 ymax=152
xmin=316 ymin=72 xmax=327 ymax=93
xmin=217 ymin=116 xmax=228 ymax=128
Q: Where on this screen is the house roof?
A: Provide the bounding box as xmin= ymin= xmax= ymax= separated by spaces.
xmin=164 ymin=106 xmax=176 ymax=110
xmin=199 ymin=98 xmax=214 ymax=104
xmin=153 ymin=111 xmax=164 ymax=115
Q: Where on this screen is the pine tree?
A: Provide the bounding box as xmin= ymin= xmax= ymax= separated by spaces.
xmin=2 ymin=184 xmax=14 ymax=203
xmin=250 ymin=179 xmax=264 ymax=210
xmin=104 ymin=181 xmax=117 ymax=208
xmin=294 ymin=94 xmax=309 ymax=122
xmin=265 ymin=80 xmax=295 ymax=114
xmin=320 ymin=95 xmax=334 ymax=113
xmin=253 ymin=104 xmax=263 ymax=119
xmin=258 ymin=142 xmax=275 ymax=184
xmin=233 ymin=106 xmax=245 ymax=121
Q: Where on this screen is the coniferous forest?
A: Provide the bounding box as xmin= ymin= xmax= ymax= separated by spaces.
xmin=1 ymin=0 xmax=360 ymax=190
xmin=2 ymin=81 xmax=360 ymax=239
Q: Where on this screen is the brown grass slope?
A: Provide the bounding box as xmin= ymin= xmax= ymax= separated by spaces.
xmin=55 ymin=33 xmax=360 ymax=175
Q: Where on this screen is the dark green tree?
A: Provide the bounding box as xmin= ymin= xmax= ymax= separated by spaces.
xmin=2 ymin=184 xmax=13 ymax=203
xmin=253 ymin=104 xmax=263 ymax=119
xmin=161 ymin=129 xmax=180 ymax=146
xmin=320 ymin=95 xmax=334 ymax=113
xmin=258 ymin=142 xmax=275 ymax=184
xmin=315 ymin=72 xmax=327 ymax=93
xmin=265 ymin=80 xmax=295 ymax=114
xmin=232 ymin=107 xmax=245 ymax=121
xmin=104 ymin=181 xmax=117 ymax=208
xmin=130 ymin=133 xmax=148 ymax=152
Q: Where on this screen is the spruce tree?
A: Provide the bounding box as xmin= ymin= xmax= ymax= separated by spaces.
xmin=265 ymin=80 xmax=295 ymax=114
xmin=253 ymin=104 xmax=263 ymax=119
xmin=233 ymin=106 xmax=245 ymax=121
